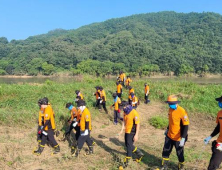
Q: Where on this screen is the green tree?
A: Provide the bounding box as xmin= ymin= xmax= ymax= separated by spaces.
xmin=0 ymin=69 xmax=6 ymax=75
xmin=176 ymin=64 xmax=194 ymax=76
xmin=0 ymin=37 xmax=8 ymax=44
xmin=0 ymin=60 xmax=9 ymax=69
xmin=42 ymin=62 xmax=54 ymax=75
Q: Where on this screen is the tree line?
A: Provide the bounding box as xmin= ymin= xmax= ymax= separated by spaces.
xmin=0 ymin=11 xmax=222 ymax=76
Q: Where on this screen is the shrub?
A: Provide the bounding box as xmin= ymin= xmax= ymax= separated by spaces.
xmin=149 ymin=116 xmax=168 ymax=129
xmin=0 ymin=69 xmax=6 ymax=75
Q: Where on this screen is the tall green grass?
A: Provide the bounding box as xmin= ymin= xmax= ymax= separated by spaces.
xmin=149 ymin=116 xmax=168 ymax=129
xmin=0 ymin=76 xmax=221 ymax=127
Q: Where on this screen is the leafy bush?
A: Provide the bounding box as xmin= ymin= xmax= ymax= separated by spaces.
xmin=0 ymin=69 xmax=6 ymax=75
xmin=149 ymin=116 xmax=168 ymax=129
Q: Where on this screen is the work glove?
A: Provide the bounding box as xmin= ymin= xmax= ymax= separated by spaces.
xmin=72 ymin=121 xmax=78 ymax=127
xmin=204 ymin=136 xmax=212 ymax=144
xmin=164 ymin=129 xmax=168 ymax=136
xmin=179 ymin=138 xmax=185 ymax=147
xmin=80 ymin=129 xmax=89 ymax=136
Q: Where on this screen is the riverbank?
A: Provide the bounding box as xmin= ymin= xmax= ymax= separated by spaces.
xmin=0 ymin=73 xmax=222 ymax=85
xmin=0 ymin=73 xmax=221 ymax=79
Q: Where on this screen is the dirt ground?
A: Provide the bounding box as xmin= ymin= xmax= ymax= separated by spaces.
xmin=0 ymin=102 xmax=219 ymax=170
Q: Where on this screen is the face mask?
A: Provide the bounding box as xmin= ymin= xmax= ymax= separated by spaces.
xmin=218 ymin=102 xmax=222 ymax=108
xmin=68 ymin=105 xmax=73 ymax=111
xmin=114 ymin=96 xmax=118 ymax=102
xmin=169 ymin=104 xmax=177 ymax=110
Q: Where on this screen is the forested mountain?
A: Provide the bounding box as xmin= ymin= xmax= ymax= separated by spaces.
xmin=0 ymin=11 xmax=222 ymax=76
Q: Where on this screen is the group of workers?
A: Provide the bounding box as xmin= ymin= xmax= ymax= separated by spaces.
xmin=32 ymin=71 xmax=222 ymax=170
xmin=34 ymin=95 xmax=94 ymax=157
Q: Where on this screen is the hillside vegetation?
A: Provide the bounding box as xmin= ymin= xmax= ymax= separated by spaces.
xmin=0 ymin=12 xmax=222 ymax=76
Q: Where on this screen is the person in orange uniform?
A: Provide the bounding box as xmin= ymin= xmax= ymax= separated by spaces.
xmin=116 ymin=81 xmax=122 ymax=99
xmin=129 ymin=92 xmax=138 ymax=109
xmin=65 ymin=103 xmax=80 ymax=141
xmin=73 ymin=100 xmax=93 ymax=157
xmin=75 ymin=90 xmax=84 ymax=102
xmin=125 ymin=76 xmax=132 ymax=89
xmin=144 ymin=83 xmax=150 ymax=104
xmin=128 ymin=86 xmax=135 ymax=104
xmin=161 ymin=95 xmax=189 ymax=170
xmin=37 ymin=98 xmax=45 ymax=145
xmin=204 ymin=96 xmax=222 ymax=170
xmin=33 ymin=97 xmax=60 ymax=155
xmin=99 ymin=86 xmax=108 ymax=114
xmin=119 ymin=71 xmax=126 ymax=87
xmin=118 ymin=102 xmax=144 ymax=168
xmin=65 ymin=103 xmax=81 ymax=155
xmin=94 ymin=86 xmax=101 ymax=109
xmin=111 ymin=93 xmax=123 ymax=125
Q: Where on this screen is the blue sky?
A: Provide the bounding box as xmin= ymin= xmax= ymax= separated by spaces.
xmin=0 ymin=0 xmax=221 ymax=41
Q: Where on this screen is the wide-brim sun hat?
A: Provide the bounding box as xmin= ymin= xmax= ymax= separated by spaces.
xmin=165 ymin=95 xmax=181 ymax=104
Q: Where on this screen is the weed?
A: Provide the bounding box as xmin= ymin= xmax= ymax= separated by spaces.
xmin=7 ymin=161 xmax=13 ymax=166
xmin=101 ymin=125 xmax=106 ymax=129
xmin=149 ymin=116 xmax=168 ymax=129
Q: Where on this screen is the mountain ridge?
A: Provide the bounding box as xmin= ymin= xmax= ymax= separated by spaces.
xmin=0 ymin=11 xmax=222 ymax=76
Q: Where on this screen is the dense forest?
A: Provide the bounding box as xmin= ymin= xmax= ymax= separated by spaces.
xmin=0 ymin=11 xmax=222 ymax=76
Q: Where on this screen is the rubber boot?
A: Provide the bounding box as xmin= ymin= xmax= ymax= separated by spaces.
xmin=71 ymin=147 xmax=77 ymax=156
xmin=178 ymin=162 xmax=185 ymax=170
xmin=134 ymin=148 xmax=144 ymax=162
xmin=74 ymin=149 xmax=81 ymax=157
xmin=71 ymin=146 xmax=76 ymax=155
xmin=86 ymin=146 xmax=94 ymax=155
xmin=119 ymin=157 xmax=131 ymax=169
xmin=33 ymin=145 xmax=44 ymax=156
xmin=37 ymin=140 xmax=41 ymax=147
xmin=123 ymin=157 xmax=131 ymax=168
xmin=160 ymin=158 xmax=169 ymax=170
xmin=89 ymin=146 xmax=94 ymax=154
xmin=52 ymin=145 xmax=60 ymax=155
